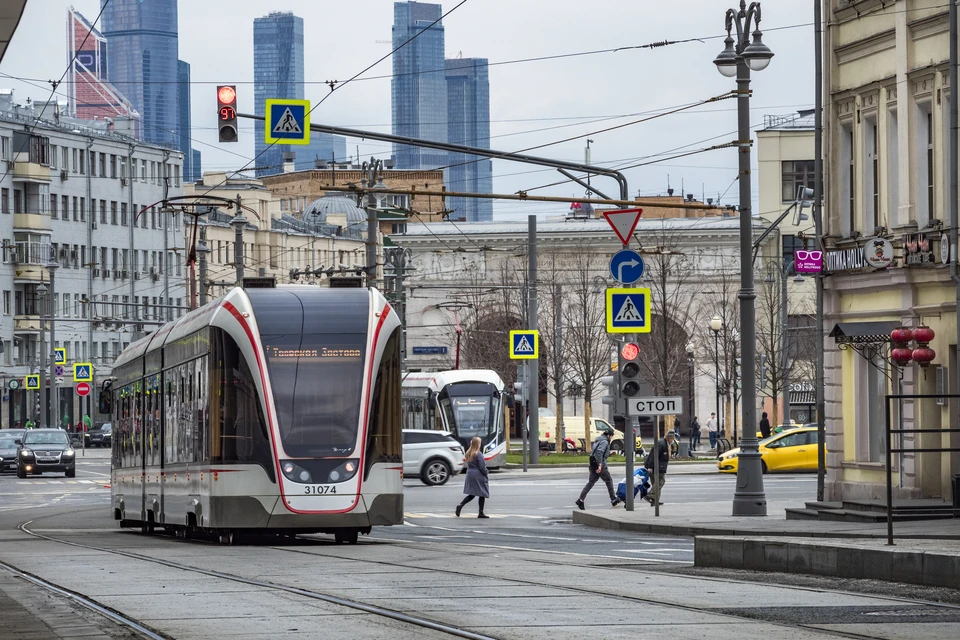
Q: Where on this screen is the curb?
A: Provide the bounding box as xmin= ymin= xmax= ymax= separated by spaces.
xmin=570 ymin=511 xmax=960 ymax=540
xmin=695 ymin=536 xmax=960 ymax=588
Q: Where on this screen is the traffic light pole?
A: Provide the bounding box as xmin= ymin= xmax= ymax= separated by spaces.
xmin=527 ymin=215 xmax=540 ymax=465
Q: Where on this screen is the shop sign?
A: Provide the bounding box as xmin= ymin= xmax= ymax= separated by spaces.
xmin=902 ymin=232 xmax=937 ymax=266
xmin=864 ymin=238 xmax=895 ymax=269
xmin=825 ymin=246 xmax=867 ymax=272
xmin=941 ymin=233 xmax=951 ymax=265
xmin=794 ymin=250 xmax=823 ymax=274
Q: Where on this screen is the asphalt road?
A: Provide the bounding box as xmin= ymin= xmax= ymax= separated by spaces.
xmin=3 ymin=453 xmax=960 ymax=639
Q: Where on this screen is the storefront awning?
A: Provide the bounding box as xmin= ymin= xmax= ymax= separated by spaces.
xmin=790 ymin=390 xmax=816 ymax=405
xmin=829 ymin=321 xmax=899 ymax=345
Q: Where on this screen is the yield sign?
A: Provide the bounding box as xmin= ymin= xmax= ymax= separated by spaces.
xmin=602 ymin=208 xmax=643 ymax=246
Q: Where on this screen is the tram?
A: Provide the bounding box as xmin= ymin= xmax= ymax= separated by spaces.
xmin=400 ymin=369 xmax=507 ymax=468
xmin=102 ymin=286 xmax=404 ymax=544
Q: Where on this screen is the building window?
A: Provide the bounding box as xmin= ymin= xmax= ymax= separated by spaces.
xmin=916 ymin=103 xmax=933 ymax=225
xmin=50 ymin=145 xmax=57 ymax=169
xmin=120 ymin=156 xmax=127 ymax=179
xmin=2 ymin=290 xmax=9 ymax=315
xmin=110 ymin=201 xmax=118 ymax=225
xmin=1 ymin=188 xmax=8 ymax=214
xmin=110 ymin=155 xmax=117 ymax=178
xmin=863 ymin=118 xmax=878 ymax=231
xmin=62 ymin=146 xmax=68 ymax=170
xmin=50 ymin=194 xmax=58 ymax=219
xmin=79 ymin=197 xmax=86 ymax=222
xmin=72 ymin=196 xmax=78 ymax=221
xmin=391 ymin=222 xmax=407 ymax=234
xmin=141 ymin=159 xmax=147 ymax=181
xmin=0 ymin=136 xmax=9 ymax=160
xmin=927 ymin=111 xmax=935 ymax=221
xmin=100 ymin=200 xmax=107 ymax=224
xmin=99 ymin=153 xmax=106 ymax=177
xmin=841 ymin=122 xmax=854 ymax=235
xmin=866 ymin=345 xmax=888 ymax=462
xmin=121 ymin=202 xmax=128 ymax=226
xmin=61 ymin=196 xmax=69 ymax=223
xmin=13 ymin=189 xmax=23 ymax=214
xmin=62 ymin=293 xmax=70 ymax=318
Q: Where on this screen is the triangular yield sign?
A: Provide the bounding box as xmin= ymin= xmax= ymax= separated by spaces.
xmin=602 ymin=208 xmax=643 ymax=246
xmin=273 ymin=107 xmax=302 ymax=134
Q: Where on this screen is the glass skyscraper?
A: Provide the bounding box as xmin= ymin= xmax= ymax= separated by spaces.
xmin=254 ymin=11 xmax=346 ymax=177
xmin=100 ymin=0 xmax=179 ymax=148
xmin=177 ymin=60 xmax=195 ymax=181
xmin=446 ymin=58 xmax=492 ymax=222
xmin=391 ymin=2 xmax=448 ymax=169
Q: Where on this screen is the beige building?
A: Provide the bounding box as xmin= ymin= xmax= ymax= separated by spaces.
xmin=183 ymin=172 xmax=366 ymax=303
xmin=823 ymin=0 xmax=958 ymax=502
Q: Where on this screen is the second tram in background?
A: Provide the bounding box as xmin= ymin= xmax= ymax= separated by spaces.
xmin=401 ymin=370 xmax=507 ymax=468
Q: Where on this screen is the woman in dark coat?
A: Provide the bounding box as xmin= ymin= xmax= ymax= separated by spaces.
xmin=456 ymin=436 xmax=490 ymax=519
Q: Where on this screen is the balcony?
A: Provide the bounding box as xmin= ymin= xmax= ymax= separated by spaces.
xmin=13 ymin=315 xmax=41 ymax=333
xmin=13 ymin=213 xmax=52 ymax=232
xmin=10 ymin=161 xmax=51 ymax=183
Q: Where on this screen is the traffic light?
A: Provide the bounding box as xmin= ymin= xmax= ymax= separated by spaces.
xmin=217 ymin=85 xmax=238 ymax=143
xmin=600 ymin=374 xmax=616 ymax=407
xmin=513 ymin=380 xmax=525 ymax=404
xmin=619 ymin=342 xmax=641 ymax=398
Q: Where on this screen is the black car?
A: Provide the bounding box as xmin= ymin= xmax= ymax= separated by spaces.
xmin=89 ymin=423 xmax=112 ymax=448
xmin=0 ymin=430 xmax=26 ymax=473
xmin=17 ymin=429 xmax=76 ymax=478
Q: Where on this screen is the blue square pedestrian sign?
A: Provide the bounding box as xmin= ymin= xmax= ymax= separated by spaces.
xmin=509 ymin=330 xmax=539 ymax=360
xmin=55 ymin=347 xmax=66 ymax=365
xmin=73 ymin=363 xmax=93 ymax=383
xmin=605 ymin=287 xmax=651 ymax=334
xmin=26 ymin=374 xmax=40 ymax=390
xmin=265 ymin=99 xmax=310 ymax=145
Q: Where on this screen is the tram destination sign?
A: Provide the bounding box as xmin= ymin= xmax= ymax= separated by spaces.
xmin=627 ymin=396 xmax=684 ymax=416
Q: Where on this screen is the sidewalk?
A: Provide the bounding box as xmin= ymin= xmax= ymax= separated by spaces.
xmin=503 ymin=460 xmax=719 ymax=474
xmin=573 ymin=498 xmax=960 ymax=589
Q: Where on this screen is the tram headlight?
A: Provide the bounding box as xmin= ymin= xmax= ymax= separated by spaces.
xmin=483 ymin=439 xmax=497 ymax=454
xmin=281 ymin=461 xmax=311 ymax=483
xmin=327 ymin=459 xmax=359 ymax=483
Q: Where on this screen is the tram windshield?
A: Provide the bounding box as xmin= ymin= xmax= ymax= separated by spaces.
xmin=262 ymin=334 xmax=367 ymax=457
xmin=438 ymin=383 xmax=500 ymax=440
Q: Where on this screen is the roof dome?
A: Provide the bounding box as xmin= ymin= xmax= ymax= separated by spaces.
xmin=303 ymin=192 xmax=366 ymax=225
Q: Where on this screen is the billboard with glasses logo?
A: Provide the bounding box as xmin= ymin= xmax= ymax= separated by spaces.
xmin=794 ymin=249 xmax=823 ymax=274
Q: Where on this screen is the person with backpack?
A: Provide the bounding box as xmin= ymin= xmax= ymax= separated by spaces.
xmin=689 ymin=416 xmax=701 ymax=451
xmin=575 ymin=425 xmax=621 ymax=510
xmin=644 ymin=431 xmax=676 ymax=507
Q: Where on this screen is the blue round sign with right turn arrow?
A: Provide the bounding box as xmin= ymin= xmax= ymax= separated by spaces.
xmin=609 ymin=249 xmax=645 ymax=284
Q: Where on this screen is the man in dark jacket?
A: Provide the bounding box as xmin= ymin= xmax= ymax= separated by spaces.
xmin=644 ymin=431 xmax=676 ymax=506
xmin=575 ymin=426 xmax=621 ymax=509
xmin=759 ymin=412 xmax=771 ymax=439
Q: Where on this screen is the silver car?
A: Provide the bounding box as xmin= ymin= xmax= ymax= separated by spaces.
xmin=402 ymin=430 xmax=465 ymax=486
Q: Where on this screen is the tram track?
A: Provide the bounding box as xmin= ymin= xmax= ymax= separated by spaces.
xmin=12 ymin=513 xmax=960 ymax=640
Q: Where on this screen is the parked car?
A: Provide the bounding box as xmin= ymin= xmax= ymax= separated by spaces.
xmin=402 ymin=429 xmax=465 ymax=486
xmin=16 ymin=429 xmax=77 ymax=478
xmin=541 ymin=416 xmax=644 ymax=455
xmin=0 ymin=430 xmax=26 ymax=473
xmin=717 ymin=426 xmax=823 ymax=474
xmin=89 ymin=423 xmax=112 ymax=448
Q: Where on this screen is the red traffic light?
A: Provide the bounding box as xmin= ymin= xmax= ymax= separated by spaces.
xmin=620 ymin=343 xmax=640 ymax=361
xmin=217 ymin=86 xmax=236 ymax=104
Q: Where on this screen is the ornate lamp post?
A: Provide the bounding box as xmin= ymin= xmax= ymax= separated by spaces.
xmin=714 ymin=0 xmax=774 ymax=516
xmin=709 ymin=314 xmax=723 ymax=448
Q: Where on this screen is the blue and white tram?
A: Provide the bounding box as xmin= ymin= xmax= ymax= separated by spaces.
xmin=104 ymin=285 xmax=404 ymax=544
xmin=400 ymin=370 xmax=507 ymax=468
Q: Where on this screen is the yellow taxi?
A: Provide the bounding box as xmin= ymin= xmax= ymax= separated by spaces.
xmin=717 ymin=426 xmax=823 ymax=474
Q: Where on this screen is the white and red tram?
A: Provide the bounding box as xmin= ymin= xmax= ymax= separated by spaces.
xmin=104 ymin=285 xmax=404 ymax=544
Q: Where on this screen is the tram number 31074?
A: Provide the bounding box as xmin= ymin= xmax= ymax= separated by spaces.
xmin=303 ymin=485 xmax=337 ymax=495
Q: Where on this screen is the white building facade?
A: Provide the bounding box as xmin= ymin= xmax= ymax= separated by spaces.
xmin=0 ymin=93 xmax=184 ymax=428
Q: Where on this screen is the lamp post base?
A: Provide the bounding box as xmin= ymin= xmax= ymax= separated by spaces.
xmin=732 ymin=449 xmax=767 ymax=516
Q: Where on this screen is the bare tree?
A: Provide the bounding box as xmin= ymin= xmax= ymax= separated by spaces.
xmin=564 ymin=246 xmax=611 ymax=449
xmin=458 ymin=259 xmax=524 ymax=385
xmin=695 ymin=267 xmax=741 ymax=441
xmin=631 ymin=226 xmax=703 ymax=435
xmin=538 ymin=252 xmax=572 ymax=452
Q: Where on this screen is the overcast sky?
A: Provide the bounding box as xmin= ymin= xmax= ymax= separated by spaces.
xmin=0 ymin=0 xmax=815 ymax=220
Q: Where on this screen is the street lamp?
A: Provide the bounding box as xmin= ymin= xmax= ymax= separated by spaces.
xmin=231 ymin=214 xmax=248 ymax=287
xmin=709 ymin=314 xmax=723 ymax=451
xmin=686 ymin=342 xmax=695 ymax=451
xmin=714 ymin=0 xmax=774 ymax=516
xmin=46 ymin=262 xmax=59 ymax=432
xmin=36 ymin=281 xmax=48 ymax=427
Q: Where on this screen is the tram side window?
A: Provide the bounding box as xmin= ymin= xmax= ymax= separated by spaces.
xmin=165 ymin=371 xmax=179 ymax=464
xmin=365 ymin=329 xmax=402 ymax=479
xmin=196 ymin=357 xmax=208 ymax=461
xmin=210 ymin=329 xmax=274 ymax=480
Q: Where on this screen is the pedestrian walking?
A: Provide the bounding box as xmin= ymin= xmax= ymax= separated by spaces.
xmin=689 ymin=416 xmax=701 ymax=451
xmin=705 ymin=413 xmax=718 ymax=450
xmin=644 ymin=431 xmax=676 ymax=506
xmin=455 ymin=437 xmax=490 ymax=519
xmin=575 ymin=425 xmax=621 ymax=510
xmin=759 ymin=411 xmax=771 ymax=439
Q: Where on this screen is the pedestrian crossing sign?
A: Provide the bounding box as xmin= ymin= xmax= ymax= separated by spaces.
xmin=26 ymin=374 xmax=40 ymax=390
xmin=265 ymin=99 xmax=311 ymax=145
xmin=605 ymin=287 xmax=651 ymax=334
xmin=509 ymin=330 xmax=539 ymax=360
xmin=73 ymin=363 xmax=93 ymax=382
xmin=55 ymin=347 xmax=66 ymax=365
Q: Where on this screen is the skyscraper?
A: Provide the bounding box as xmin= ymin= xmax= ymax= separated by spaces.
xmin=445 ymin=58 xmax=492 ymax=222
xmin=66 ymin=7 xmax=140 ymax=130
xmin=177 ymin=60 xmax=194 ymax=181
xmin=254 ymin=11 xmax=346 ymax=177
xmin=391 ymin=2 xmax=448 ymax=169
xmin=100 ymin=0 xmax=179 ymax=148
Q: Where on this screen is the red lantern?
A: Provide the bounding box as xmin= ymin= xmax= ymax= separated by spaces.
xmin=912 ymin=346 xmax=936 ymax=367
xmin=891 ymin=347 xmax=913 ymax=366
xmin=890 ymin=327 xmax=914 ymax=345
xmin=914 ymin=326 xmax=935 ymax=345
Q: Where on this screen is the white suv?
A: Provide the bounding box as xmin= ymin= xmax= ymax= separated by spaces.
xmin=402 ymin=430 xmax=465 ymax=486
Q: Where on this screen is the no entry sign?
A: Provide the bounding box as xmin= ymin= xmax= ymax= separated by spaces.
xmin=76 ymin=382 xmax=91 ymax=397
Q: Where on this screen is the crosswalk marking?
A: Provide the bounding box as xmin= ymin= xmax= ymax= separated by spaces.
xmin=404 ymin=512 xmax=542 ymax=520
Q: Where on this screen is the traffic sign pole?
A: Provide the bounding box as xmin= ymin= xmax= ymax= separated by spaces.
xmin=527 ymin=215 xmax=540 ymax=465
